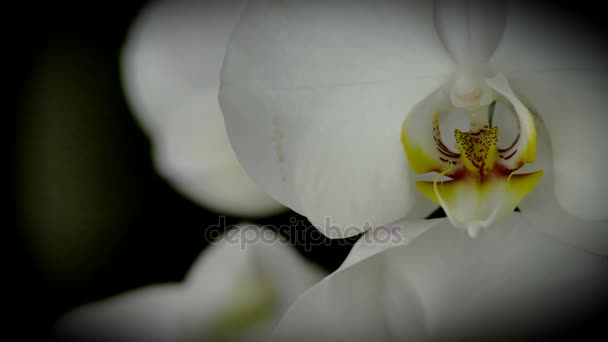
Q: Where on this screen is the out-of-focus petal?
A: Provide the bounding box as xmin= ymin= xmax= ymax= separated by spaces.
xmin=274 ymin=215 xmax=608 ymax=340
xmin=122 ymin=0 xmax=284 ymax=217
xmin=55 ymin=285 xmax=185 ymax=342
xmin=434 ymin=0 xmax=507 ymax=67
xmin=220 ymin=0 xmax=453 ymax=236
xmin=180 ymin=224 xmax=325 ymax=341
xmin=56 ymin=225 xmax=325 ymax=342
xmin=122 ymin=0 xmax=244 ymax=132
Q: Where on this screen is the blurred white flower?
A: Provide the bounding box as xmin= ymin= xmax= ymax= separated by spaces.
xmin=217 ymin=0 xmax=608 ymax=338
xmin=55 ymin=225 xmax=325 ymax=342
xmin=122 ymin=0 xmax=284 ymax=217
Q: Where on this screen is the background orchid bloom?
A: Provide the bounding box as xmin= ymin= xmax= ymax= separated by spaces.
xmin=55 ymin=225 xmax=325 ymax=342
xmin=122 ymin=0 xmax=284 ymax=217
xmin=217 ymin=0 xmax=608 ymax=338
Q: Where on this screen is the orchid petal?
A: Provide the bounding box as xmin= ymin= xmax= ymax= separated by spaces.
xmin=518 ymin=111 xmax=608 ymax=254
xmin=220 ymin=0 xmax=453 ymax=236
xmin=274 ymin=249 xmax=423 ymax=341
xmin=340 ymin=218 xmax=442 ymax=270
xmin=507 ymin=71 xmax=608 ymax=222
xmin=434 ymin=0 xmax=507 ymax=66
xmin=274 ymin=215 xmax=608 ymax=340
xmin=55 ymin=285 xmax=184 ymax=342
xmin=122 ymin=0 xmax=284 ymax=217
xmin=55 ymin=225 xmax=325 ymax=342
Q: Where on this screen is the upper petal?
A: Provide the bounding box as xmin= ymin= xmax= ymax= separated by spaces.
xmin=220 ymin=0 xmax=453 ymax=236
xmin=274 ymin=215 xmax=608 ymax=340
xmin=122 ymin=0 xmax=284 ymax=217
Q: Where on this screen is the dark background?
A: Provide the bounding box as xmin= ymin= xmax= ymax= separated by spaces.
xmin=8 ymin=1 xmax=607 ymax=340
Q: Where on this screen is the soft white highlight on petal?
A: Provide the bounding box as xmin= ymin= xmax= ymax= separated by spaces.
xmin=122 ymin=0 xmax=284 ymax=217
xmin=509 ymin=71 xmax=608 ymax=222
xmin=434 ymin=0 xmax=507 ymax=66
xmin=518 ymin=113 xmax=608 ymax=255
xmin=275 ymin=216 xmax=608 ymax=340
xmin=55 ymin=225 xmax=325 ymax=342
xmin=220 ymin=0 xmax=453 ymax=236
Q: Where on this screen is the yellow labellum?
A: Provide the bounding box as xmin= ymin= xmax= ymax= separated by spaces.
xmin=401 ymin=73 xmax=542 ymax=236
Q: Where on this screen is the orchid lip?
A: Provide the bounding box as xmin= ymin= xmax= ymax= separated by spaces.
xmin=402 ymin=73 xmax=542 ymax=236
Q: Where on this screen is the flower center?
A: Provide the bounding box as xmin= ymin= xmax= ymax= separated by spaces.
xmin=401 ymin=73 xmax=543 ymax=237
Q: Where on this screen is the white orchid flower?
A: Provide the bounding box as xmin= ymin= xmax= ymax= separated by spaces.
xmin=122 ymin=0 xmax=284 ymax=217
xmin=55 ymin=225 xmax=325 ymax=342
xmin=218 ymin=0 xmax=608 ymax=338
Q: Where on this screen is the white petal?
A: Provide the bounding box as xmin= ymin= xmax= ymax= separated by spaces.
xmin=182 ymin=225 xmax=325 ymax=338
xmin=507 ymin=71 xmax=608 ymax=223
xmin=340 ymin=218 xmax=442 ymax=270
xmin=122 ymin=0 xmax=284 ymax=217
xmin=274 ymin=250 xmax=425 ymax=341
xmin=220 ymin=0 xmax=453 ymax=236
xmin=55 ymin=285 xmax=185 ymax=342
xmin=55 ymin=225 xmax=325 ymax=342
xmin=274 ymin=215 xmax=608 ymax=340
xmin=122 ymin=0 xmax=244 ymax=132
xmin=517 ymin=106 xmax=608 ymax=254
xmin=434 ymin=0 xmax=507 ymax=66
xmin=491 ymin=2 xmax=608 ymax=72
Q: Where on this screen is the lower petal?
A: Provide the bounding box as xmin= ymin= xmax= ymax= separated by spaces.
xmin=274 ymin=215 xmax=608 ymax=340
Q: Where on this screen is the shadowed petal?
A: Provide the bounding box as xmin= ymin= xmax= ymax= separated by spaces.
xmin=273 ymin=215 xmax=608 ymax=340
